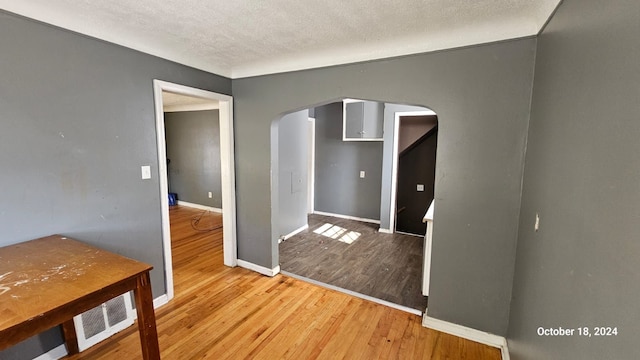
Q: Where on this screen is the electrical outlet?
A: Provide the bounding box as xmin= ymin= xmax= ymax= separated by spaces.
xmin=208 ymin=192 xmax=213 ymax=198
xmin=416 ymin=184 xmax=424 ymax=192
xmin=360 ymin=171 xmax=365 ymax=178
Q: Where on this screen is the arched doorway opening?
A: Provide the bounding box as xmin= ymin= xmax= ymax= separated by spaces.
xmin=271 ymin=99 xmax=438 ymax=314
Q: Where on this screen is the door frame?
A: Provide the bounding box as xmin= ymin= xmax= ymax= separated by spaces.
xmin=307 ymin=117 xmax=316 ymax=214
xmin=388 ymin=110 xmax=436 ymax=232
xmin=153 ymin=80 xmax=237 ymax=303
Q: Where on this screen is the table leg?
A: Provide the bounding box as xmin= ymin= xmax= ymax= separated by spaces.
xmin=134 ymin=272 xmax=160 ymax=359
xmin=61 ymin=319 xmax=79 ymax=355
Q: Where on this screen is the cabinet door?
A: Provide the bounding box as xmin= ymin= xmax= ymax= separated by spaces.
xmin=343 ymin=100 xmax=384 ymax=141
xmin=362 ymin=101 xmax=384 ymax=139
xmin=344 ymin=101 xmax=365 ymax=139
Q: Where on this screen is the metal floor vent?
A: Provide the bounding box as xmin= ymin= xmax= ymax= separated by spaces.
xmin=73 ymin=292 xmax=135 ymax=352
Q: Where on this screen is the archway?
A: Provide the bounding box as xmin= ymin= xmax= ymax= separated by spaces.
xmin=271 ymin=98 xmax=438 ymax=314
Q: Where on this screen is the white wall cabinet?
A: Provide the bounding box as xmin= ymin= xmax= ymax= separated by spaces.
xmin=342 ymin=99 xmax=384 ymax=141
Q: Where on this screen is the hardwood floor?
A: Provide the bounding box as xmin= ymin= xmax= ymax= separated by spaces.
xmin=65 ymin=205 xmax=500 ymax=360
xmin=280 ymin=214 xmax=428 ymax=312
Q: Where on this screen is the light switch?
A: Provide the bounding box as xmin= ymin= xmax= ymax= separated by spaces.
xmin=141 ymin=165 xmax=151 ymax=180
xmin=360 ymin=171 xmax=366 ymax=178
xmin=417 ymin=184 xmax=425 ymax=192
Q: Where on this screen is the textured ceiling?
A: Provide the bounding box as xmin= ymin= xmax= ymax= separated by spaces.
xmin=0 ymin=0 xmax=561 ymax=78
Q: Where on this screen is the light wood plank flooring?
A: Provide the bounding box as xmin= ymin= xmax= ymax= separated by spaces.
xmin=280 ymin=214 xmax=428 ymax=311
xmin=65 ymin=205 xmax=500 ymax=360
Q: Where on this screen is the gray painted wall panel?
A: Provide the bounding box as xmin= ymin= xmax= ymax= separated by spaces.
xmin=232 ymin=38 xmax=536 ymax=336
xmin=165 ymin=110 xmax=222 ymax=208
xmin=0 ymin=11 xmax=230 ymax=359
xmin=314 ymin=103 xmax=383 ymax=220
xmin=507 ymin=0 xmax=640 ymax=358
xmin=274 ymin=110 xmax=309 ymax=238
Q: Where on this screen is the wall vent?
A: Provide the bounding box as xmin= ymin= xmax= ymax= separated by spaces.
xmin=73 ymin=292 xmax=135 ymax=351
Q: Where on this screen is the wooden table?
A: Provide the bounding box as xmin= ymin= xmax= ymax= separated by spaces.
xmin=0 ymin=235 xmax=160 ymax=359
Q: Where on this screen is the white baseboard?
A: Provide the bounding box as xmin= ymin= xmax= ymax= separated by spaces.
xmin=313 ymin=211 xmax=380 ymax=224
xmin=237 ymin=259 xmax=280 ymax=277
xmin=422 ymin=313 xmax=509 ymax=360
xmin=280 ymin=224 xmax=309 ymax=242
xmin=177 ymin=200 xmax=222 ymax=213
xmin=33 ymin=344 xmax=67 ymax=360
xmin=378 ymin=228 xmax=393 ymax=234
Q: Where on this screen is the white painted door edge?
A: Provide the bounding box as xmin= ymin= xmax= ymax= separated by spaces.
xmin=422 ymin=313 xmax=510 ymax=360
xmin=153 ymin=80 xmax=237 ymax=304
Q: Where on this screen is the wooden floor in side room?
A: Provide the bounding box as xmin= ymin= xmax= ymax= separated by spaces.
xmin=279 ymin=214 xmax=428 ymax=312
xmin=64 ymin=205 xmax=500 ymax=360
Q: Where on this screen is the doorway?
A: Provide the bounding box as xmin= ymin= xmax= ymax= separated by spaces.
xmin=388 ymin=110 xmax=437 ymax=235
xmin=153 ymin=80 xmax=236 ymax=304
xmin=275 ymin=101 xmax=437 ymax=314
xmin=394 ymin=114 xmax=438 ymax=235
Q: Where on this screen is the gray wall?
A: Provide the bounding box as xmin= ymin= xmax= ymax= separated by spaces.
xmin=272 ymin=110 xmax=309 ymax=238
xmin=165 ymin=110 xmax=222 ymax=208
xmin=314 ymin=102 xmax=383 ymax=220
xmin=232 ymin=37 xmax=536 ymax=336
xmin=0 ymin=11 xmax=230 ymax=359
xmin=507 ymin=0 xmax=640 ymax=358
